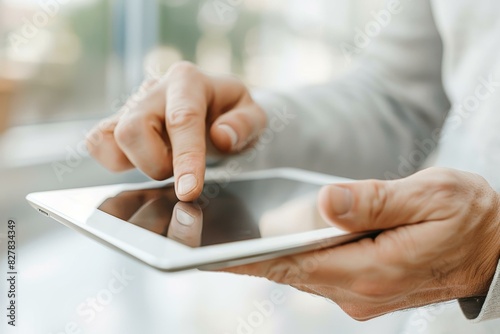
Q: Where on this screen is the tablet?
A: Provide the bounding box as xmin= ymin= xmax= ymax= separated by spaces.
xmin=26 ymin=168 xmax=376 ymax=272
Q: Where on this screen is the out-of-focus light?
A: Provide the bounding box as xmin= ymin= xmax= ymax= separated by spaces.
xmin=2 ymin=0 xmax=99 ymax=8
xmin=144 ymin=46 xmax=183 ymax=79
xmin=285 ymin=0 xmax=324 ymax=30
xmin=161 ymin=0 xmax=191 ymax=8
xmin=244 ymin=26 xmax=262 ymax=57
xmin=0 ymin=57 xmax=36 ymax=81
xmin=197 ymin=0 xmax=238 ymax=34
xmin=6 ymin=28 xmax=81 ymax=65
xmin=245 ymin=0 xmax=287 ymax=13
xmin=244 ymin=36 xmax=334 ymax=89
xmin=196 ymin=35 xmax=232 ymax=73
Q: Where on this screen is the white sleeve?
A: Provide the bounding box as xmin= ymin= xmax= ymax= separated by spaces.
xmin=211 ymin=0 xmax=500 ymax=322
xmin=226 ymin=0 xmax=449 ymax=180
xmin=459 ymin=260 xmax=500 ymax=322
xmin=213 ymin=0 xmax=500 ymax=322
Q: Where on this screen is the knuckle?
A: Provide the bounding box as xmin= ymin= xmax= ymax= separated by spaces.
xmin=421 ymin=168 xmax=484 ymax=222
xmin=174 ymin=150 xmax=205 ymax=167
xmin=85 ymin=131 xmax=129 ymax=172
xmin=114 ymin=115 xmax=147 ymax=147
xmin=422 ymin=167 xmax=460 ymax=196
xmin=426 ymin=168 xmax=495 ymax=213
xmin=366 ymin=180 xmax=389 ymax=224
xmin=416 ymin=168 xmax=491 ymax=218
xmin=435 ymin=171 xmax=460 ymax=194
xmin=168 ymin=108 xmax=201 ymax=128
xmin=469 ymin=173 xmax=493 ymax=198
xmin=467 ymin=174 xmax=498 ymax=219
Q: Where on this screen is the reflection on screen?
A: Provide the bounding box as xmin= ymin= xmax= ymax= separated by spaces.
xmin=98 ymin=178 xmax=330 ymax=247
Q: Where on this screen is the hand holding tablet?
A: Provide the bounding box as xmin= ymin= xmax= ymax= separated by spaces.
xmin=27 ymin=169 xmax=378 ymax=271
xmin=223 ymin=168 xmax=500 ymax=320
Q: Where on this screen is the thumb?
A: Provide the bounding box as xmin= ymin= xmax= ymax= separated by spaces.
xmin=317 ymin=173 xmax=437 ymax=232
xmin=210 ymin=103 xmax=267 ymax=153
xmin=206 ymin=75 xmax=266 ymax=153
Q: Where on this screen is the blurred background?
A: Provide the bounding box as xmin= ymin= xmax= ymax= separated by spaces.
xmin=1 ymin=1 xmax=483 ymax=333
xmin=0 ymin=0 xmax=387 ymax=129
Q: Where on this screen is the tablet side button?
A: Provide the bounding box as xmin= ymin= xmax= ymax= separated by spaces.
xmin=38 ymin=208 xmax=50 ymax=217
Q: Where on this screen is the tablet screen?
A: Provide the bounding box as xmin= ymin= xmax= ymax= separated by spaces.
xmin=97 ymin=178 xmax=329 ymax=248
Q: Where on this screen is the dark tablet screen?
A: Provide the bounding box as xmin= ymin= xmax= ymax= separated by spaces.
xmin=98 ymin=178 xmax=327 ymax=248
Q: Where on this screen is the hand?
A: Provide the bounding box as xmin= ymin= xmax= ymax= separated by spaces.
xmin=223 ymin=167 xmax=500 ymax=320
xmin=86 ymin=62 xmax=266 ymax=201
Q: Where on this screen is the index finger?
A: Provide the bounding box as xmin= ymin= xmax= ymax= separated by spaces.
xmin=164 ymin=63 xmax=210 ymax=201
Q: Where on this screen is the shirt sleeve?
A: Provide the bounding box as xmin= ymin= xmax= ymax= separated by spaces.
xmin=213 ymin=0 xmax=500 ymax=323
xmin=459 ymin=260 xmax=500 ymax=322
xmin=212 ymin=0 xmax=500 ymax=323
xmin=227 ymin=0 xmax=449 ymax=180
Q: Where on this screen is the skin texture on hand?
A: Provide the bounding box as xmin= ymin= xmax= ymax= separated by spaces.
xmin=86 ymin=64 xmax=500 ymax=321
xmin=223 ymin=167 xmax=500 ymax=321
xmin=86 ymin=61 xmax=266 ymax=201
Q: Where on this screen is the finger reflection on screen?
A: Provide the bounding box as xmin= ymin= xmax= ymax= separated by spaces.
xmin=167 ymin=202 xmax=203 ymax=247
xmin=259 ymin=193 xmax=331 ymax=237
xmin=98 ymin=188 xmax=176 ymax=221
xmin=97 ymin=186 xmax=260 ymax=247
xmin=128 ymin=197 xmax=174 ymax=235
xmin=97 ymin=178 xmax=324 ymax=247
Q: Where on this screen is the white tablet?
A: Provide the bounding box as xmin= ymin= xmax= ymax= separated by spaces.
xmin=26 ymin=168 xmax=376 ymax=272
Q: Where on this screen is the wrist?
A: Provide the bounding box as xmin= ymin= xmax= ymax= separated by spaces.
xmin=471 ymin=193 xmax=500 ymax=297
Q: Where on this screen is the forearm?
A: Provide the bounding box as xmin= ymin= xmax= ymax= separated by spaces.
xmin=241 ymin=74 xmax=445 ymax=179
xmin=229 ymin=0 xmax=449 ymax=179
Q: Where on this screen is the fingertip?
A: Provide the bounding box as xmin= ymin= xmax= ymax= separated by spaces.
xmin=175 ymin=172 xmax=204 ymax=202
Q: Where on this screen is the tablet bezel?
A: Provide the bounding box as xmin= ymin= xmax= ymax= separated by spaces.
xmin=27 ymin=168 xmax=372 ymax=272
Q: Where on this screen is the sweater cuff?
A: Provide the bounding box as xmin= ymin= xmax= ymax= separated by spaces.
xmin=459 ymin=259 xmax=500 ymax=322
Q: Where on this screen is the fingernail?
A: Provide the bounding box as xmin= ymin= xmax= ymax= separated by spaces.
xmin=176 ymin=208 xmax=195 ymax=226
xmin=218 ymin=124 xmax=238 ymax=149
xmin=178 ymin=174 xmax=197 ymax=196
xmin=328 ymin=186 xmax=352 ymax=216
